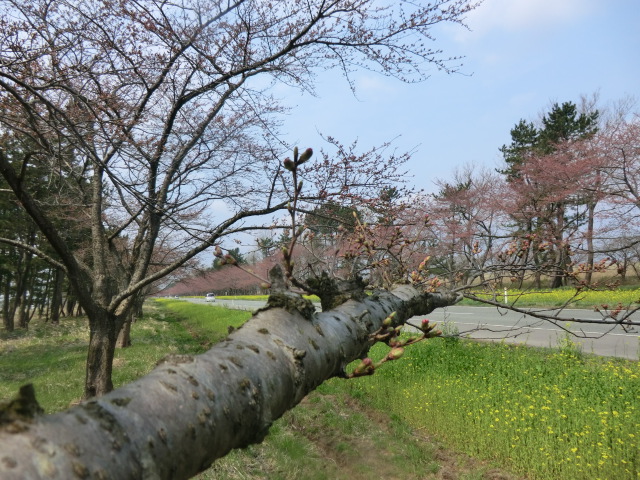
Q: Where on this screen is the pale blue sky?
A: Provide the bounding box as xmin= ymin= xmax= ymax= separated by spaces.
xmin=279 ymin=0 xmax=640 ymax=193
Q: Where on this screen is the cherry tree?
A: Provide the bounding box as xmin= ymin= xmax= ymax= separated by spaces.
xmin=425 ymin=165 xmax=510 ymax=288
xmin=0 ymin=0 xmax=479 ymax=397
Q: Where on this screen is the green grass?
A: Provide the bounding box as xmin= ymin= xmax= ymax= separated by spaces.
xmin=4 ymin=299 xmax=637 ymax=479
xmin=339 ymin=337 xmax=640 ymax=480
xmin=188 ymin=294 xmax=322 ymax=303
xmin=199 ymin=383 xmax=445 ymax=480
xmin=0 ymin=303 xmax=217 ymax=411
xmin=153 ymin=298 xmax=251 ymax=346
xmin=0 ymin=301 xmax=465 ymax=480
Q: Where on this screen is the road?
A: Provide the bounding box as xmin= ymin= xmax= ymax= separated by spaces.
xmin=418 ymin=305 xmax=638 ymax=360
xmin=185 ymin=298 xmax=639 ymax=360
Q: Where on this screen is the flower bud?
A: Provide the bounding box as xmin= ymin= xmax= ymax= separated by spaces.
xmin=283 ymin=158 xmax=295 ymax=171
xmin=353 ymin=357 xmax=374 ymax=376
xmin=418 ymin=256 xmax=431 ymax=271
xmin=382 ymin=311 xmax=396 ymax=327
xmin=297 ymin=147 xmax=313 ymax=165
xmin=421 ymin=319 xmax=437 ymax=333
xmin=387 ymin=347 xmax=404 ymax=360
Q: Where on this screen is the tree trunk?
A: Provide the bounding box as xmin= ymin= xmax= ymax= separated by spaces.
xmin=117 ymin=313 xmax=132 ymax=348
xmin=584 ymin=201 xmax=596 ymax=285
xmin=549 ymin=204 xmax=566 ymax=289
xmin=84 ymin=311 xmax=123 ymax=398
xmin=49 ymin=268 xmax=65 ymax=326
xmin=0 ymin=286 xmax=458 ymax=480
xmin=1 ymin=273 xmax=12 ymax=332
xmin=17 ymin=288 xmax=31 ymax=329
xmin=117 ymin=293 xmax=146 ymax=348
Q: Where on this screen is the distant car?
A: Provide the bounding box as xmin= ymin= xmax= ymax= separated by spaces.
xmin=205 ymin=293 xmax=216 ymax=302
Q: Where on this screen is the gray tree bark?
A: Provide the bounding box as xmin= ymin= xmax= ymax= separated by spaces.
xmin=0 ymin=286 xmax=457 ymax=480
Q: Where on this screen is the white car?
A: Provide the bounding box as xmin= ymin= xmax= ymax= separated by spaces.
xmin=205 ymin=293 xmax=216 ymax=302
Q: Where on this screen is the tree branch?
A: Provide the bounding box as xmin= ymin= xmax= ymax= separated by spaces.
xmin=0 ymin=285 xmax=458 ymax=479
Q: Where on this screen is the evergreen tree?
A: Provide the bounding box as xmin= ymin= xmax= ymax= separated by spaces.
xmin=498 ymin=119 xmax=539 ymax=181
xmin=498 ymin=101 xmax=599 ymax=288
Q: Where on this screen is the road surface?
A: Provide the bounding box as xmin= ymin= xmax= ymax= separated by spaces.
xmin=184 ymin=298 xmax=639 ymax=360
xmin=415 ymin=305 xmax=638 ymax=360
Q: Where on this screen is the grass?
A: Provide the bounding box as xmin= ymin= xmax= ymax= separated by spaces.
xmin=340 ymin=336 xmax=640 ymax=480
xmin=0 ymin=303 xmax=214 ymax=411
xmin=199 ymin=384 xmax=449 ymax=480
xmin=2 ymin=299 xmax=637 ymax=479
xmin=1 ymin=300 xmax=495 ymax=480
xmin=152 ymin=298 xmax=251 ymax=346
xmin=187 ymin=294 xmax=322 ymax=303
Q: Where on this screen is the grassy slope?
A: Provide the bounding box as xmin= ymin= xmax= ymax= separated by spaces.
xmin=3 ymin=298 xmax=637 ymax=479
xmin=0 ymin=301 xmax=513 ymax=480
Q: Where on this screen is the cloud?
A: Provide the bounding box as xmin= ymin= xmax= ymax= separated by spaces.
xmin=454 ymin=0 xmax=598 ymax=40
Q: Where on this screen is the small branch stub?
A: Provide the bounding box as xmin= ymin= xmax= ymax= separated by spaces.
xmin=262 ymin=265 xmax=316 ymax=319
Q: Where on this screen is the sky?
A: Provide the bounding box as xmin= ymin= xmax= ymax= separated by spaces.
xmin=277 ymin=0 xmax=640 ymax=194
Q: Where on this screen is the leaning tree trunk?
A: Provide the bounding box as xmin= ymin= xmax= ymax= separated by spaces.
xmin=0 ymin=285 xmax=458 ymax=480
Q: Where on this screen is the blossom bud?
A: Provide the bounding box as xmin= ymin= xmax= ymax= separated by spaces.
xmin=418 ymin=256 xmax=431 ymax=271
xmin=297 ymin=147 xmax=313 ymax=165
xmin=382 ymin=311 xmax=396 ymax=327
xmin=387 ymin=347 xmax=404 ymax=360
xmin=283 ymin=158 xmax=295 ymax=171
xmin=421 ymin=319 xmax=431 ymax=332
xmin=353 ymin=357 xmax=374 ymax=376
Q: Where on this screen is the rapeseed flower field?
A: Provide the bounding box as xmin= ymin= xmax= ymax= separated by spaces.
xmin=344 ymin=338 xmax=640 ymax=480
xmin=466 ymin=287 xmax=640 ymax=309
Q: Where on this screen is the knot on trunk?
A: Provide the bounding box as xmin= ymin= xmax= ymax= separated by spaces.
xmin=0 ymin=384 xmax=44 ymax=429
xmin=306 ymin=271 xmax=367 ymax=311
xmin=264 ymin=265 xmax=315 ymax=319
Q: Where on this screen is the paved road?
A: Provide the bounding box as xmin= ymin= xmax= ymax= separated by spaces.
xmin=185 ymin=298 xmax=639 ymax=360
xmin=415 ymin=305 xmax=638 ymax=360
